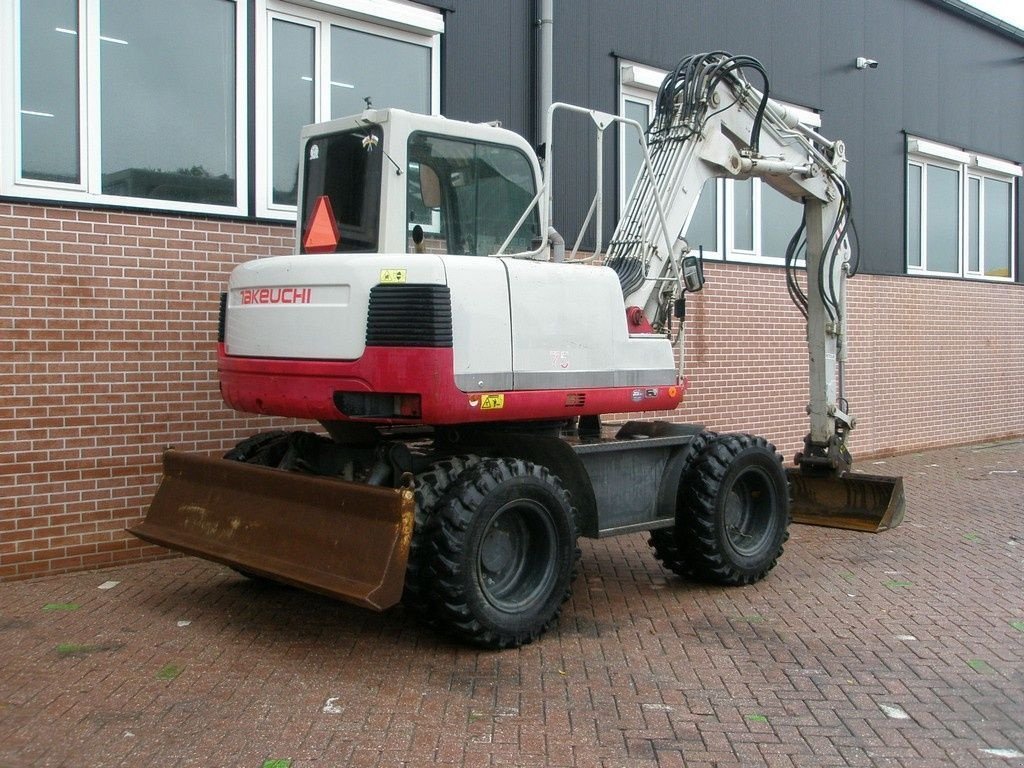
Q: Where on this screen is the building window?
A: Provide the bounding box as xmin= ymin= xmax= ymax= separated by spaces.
xmin=907 ymin=137 xmax=1019 ymax=280
xmin=256 ymin=0 xmax=441 ymax=219
xmin=619 ymin=61 xmax=817 ymax=265
xmin=3 ymin=0 xmax=246 ymax=214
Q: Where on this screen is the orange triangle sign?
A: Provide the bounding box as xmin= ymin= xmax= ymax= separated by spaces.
xmin=303 ymin=195 xmax=340 ymax=253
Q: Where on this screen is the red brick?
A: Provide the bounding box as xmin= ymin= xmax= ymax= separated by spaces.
xmin=2 ymin=203 xmax=1022 ymax=581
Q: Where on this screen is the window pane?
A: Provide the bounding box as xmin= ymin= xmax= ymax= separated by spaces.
xmin=761 ymin=184 xmax=803 ymax=259
xmin=330 ymin=26 xmax=429 ymax=119
xmin=907 ymin=164 xmax=922 ymax=267
xmin=99 ymin=0 xmax=236 ymax=205
xmin=19 ymin=0 xmax=80 ymax=183
xmin=732 ymin=178 xmax=754 ymax=251
xmin=622 ymin=100 xmax=649 ymax=204
xmin=983 ymin=177 xmax=1012 ymax=277
xmin=301 ymin=127 xmax=383 ymax=253
xmin=925 ymin=165 xmax=959 ymax=273
xmin=271 ymin=19 xmax=315 ymax=206
xmin=408 ymin=133 xmax=540 ymax=256
xmin=684 ymin=178 xmax=717 ymax=253
xmin=967 ymin=177 xmax=980 ymax=273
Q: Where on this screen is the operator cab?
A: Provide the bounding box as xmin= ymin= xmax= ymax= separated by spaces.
xmin=298 ymin=109 xmax=543 ymax=259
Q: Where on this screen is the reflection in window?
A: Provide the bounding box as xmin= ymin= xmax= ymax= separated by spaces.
xmin=733 ymin=178 xmax=754 ymax=251
xmin=19 ymin=0 xmax=80 ymax=183
xmin=967 ymin=177 xmax=980 ymax=273
xmin=683 ymin=179 xmax=717 ymax=254
xmin=301 ymin=128 xmax=383 ymax=253
xmin=271 ymin=19 xmax=315 ymax=206
xmin=925 ymin=165 xmax=959 ymax=274
xmin=330 ymin=27 xmax=430 ymax=119
xmin=761 ymin=185 xmax=803 ymax=260
xmin=407 ymin=133 xmax=540 ymax=256
xmin=260 ymin=9 xmax=435 ymax=215
xmin=99 ymin=0 xmax=236 ymax=205
xmin=907 ymin=165 xmax=922 ymax=268
xmin=983 ymin=177 xmax=1012 ymax=277
xmin=621 ymin=99 xmax=650 ymax=207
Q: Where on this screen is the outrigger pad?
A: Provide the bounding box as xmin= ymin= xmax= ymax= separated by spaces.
xmin=787 ymin=469 xmax=905 ymax=533
xmin=129 ymin=451 xmax=415 ymax=610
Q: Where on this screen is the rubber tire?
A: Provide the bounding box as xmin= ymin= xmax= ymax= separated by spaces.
xmin=402 ymin=455 xmax=479 ymax=625
xmin=675 ymin=434 xmax=790 ymax=585
xmin=648 ymin=430 xmax=717 ymax=579
xmin=428 ymin=459 xmax=579 ymax=649
xmin=223 ymin=430 xmax=291 ymax=465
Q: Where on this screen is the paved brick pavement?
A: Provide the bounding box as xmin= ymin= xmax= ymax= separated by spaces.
xmin=1 ymin=440 xmax=1022 ymax=768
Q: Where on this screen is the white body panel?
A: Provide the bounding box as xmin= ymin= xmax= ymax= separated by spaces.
xmin=224 ymin=253 xmax=445 ymax=360
xmin=447 ymin=256 xmax=514 ymax=391
xmin=222 ymin=251 xmax=676 ymax=392
xmin=502 ymin=259 xmax=676 ymax=389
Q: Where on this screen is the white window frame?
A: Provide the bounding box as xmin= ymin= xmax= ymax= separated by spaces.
xmin=907 ymin=136 xmax=1020 ymax=281
xmin=255 ymin=0 xmax=442 ymax=220
xmin=0 ymin=0 xmax=249 ymax=217
xmin=618 ymin=60 xmax=819 ymax=266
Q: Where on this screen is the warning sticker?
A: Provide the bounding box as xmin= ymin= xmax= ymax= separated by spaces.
xmin=480 ymin=394 xmax=505 ymax=410
xmin=380 ymin=269 xmax=407 ymax=284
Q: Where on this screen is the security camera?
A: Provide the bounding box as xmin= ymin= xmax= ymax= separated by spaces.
xmin=856 ymin=57 xmax=879 ymax=70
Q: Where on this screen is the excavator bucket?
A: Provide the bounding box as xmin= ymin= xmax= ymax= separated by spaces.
xmin=786 ymin=469 xmax=906 ymax=533
xmin=129 ymin=451 xmax=415 ymax=610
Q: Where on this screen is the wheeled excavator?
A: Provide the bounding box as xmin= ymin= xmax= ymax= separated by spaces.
xmin=132 ymin=53 xmax=904 ymax=649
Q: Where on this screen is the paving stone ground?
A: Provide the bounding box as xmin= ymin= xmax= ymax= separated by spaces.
xmin=1 ymin=439 xmax=1022 ymax=768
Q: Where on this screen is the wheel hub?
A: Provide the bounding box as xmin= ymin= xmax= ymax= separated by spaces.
xmin=481 ymin=524 xmax=515 ymax=575
xmin=723 ymin=468 xmax=773 ymax=557
xmin=477 ymin=500 xmax=557 ymax=612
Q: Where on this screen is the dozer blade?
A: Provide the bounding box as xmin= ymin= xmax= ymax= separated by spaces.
xmin=129 ymin=451 xmax=415 ymax=611
xmin=786 ymin=469 xmax=905 ymax=533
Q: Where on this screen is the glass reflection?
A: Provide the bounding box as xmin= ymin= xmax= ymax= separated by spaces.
xmin=20 ymin=0 xmax=80 ymax=183
xmin=330 ymin=27 xmax=429 ymax=119
xmin=100 ymin=0 xmax=236 ymax=205
xmin=272 ymin=19 xmax=315 ymax=206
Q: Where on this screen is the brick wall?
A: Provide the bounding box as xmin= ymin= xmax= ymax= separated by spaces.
xmin=668 ymin=262 xmax=1024 ymax=460
xmin=2 ymin=204 xmax=1022 ymax=580
xmin=1 ymin=203 xmax=299 ymax=580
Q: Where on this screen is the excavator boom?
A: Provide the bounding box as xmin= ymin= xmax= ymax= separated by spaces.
xmin=601 ymin=52 xmax=905 ymax=532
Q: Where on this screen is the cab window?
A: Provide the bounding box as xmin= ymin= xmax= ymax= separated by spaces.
xmin=407 ymin=132 xmax=540 ymax=256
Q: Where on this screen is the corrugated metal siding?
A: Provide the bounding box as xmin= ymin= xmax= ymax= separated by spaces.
xmin=442 ymin=0 xmax=1023 ymax=280
xmin=441 ymin=2 xmax=533 ymax=138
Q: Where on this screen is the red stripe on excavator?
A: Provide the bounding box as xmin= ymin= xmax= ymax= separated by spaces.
xmin=218 ymin=344 xmax=683 ymax=425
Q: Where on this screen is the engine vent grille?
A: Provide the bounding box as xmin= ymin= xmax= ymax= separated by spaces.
xmin=217 ymin=292 xmax=227 ymax=343
xmin=366 ymin=284 xmax=453 ymax=348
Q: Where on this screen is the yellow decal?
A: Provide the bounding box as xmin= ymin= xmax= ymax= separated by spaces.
xmin=379 ymin=268 xmax=408 ymax=284
xmin=480 ymin=393 xmax=505 ymax=410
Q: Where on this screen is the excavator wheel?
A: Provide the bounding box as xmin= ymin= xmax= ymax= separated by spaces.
xmin=402 ymin=455 xmax=479 ymax=626
xmin=223 ymin=430 xmax=291 ymax=465
xmin=427 ymin=458 xmax=579 ymax=649
xmin=648 ymin=430 xmax=717 ymax=579
xmin=675 ymin=434 xmax=790 ymax=586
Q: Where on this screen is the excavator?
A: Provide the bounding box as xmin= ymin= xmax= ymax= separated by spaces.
xmin=131 ymin=52 xmax=904 ymax=648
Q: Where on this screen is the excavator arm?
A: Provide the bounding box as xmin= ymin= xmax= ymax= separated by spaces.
xmin=604 ymin=52 xmax=903 ymax=530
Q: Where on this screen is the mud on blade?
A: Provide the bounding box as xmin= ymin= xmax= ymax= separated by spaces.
xmin=129 ymin=451 xmax=415 ymax=610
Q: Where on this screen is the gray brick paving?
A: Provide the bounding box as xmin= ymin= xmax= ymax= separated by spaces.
xmin=0 ymin=440 xmax=1022 ymax=767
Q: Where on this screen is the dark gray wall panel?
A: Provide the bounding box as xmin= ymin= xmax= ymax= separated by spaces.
xmin=441 ymin=2 xmax=533 ymax=139
xmin=441 ymin=0 xmax=1023 ymax=280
